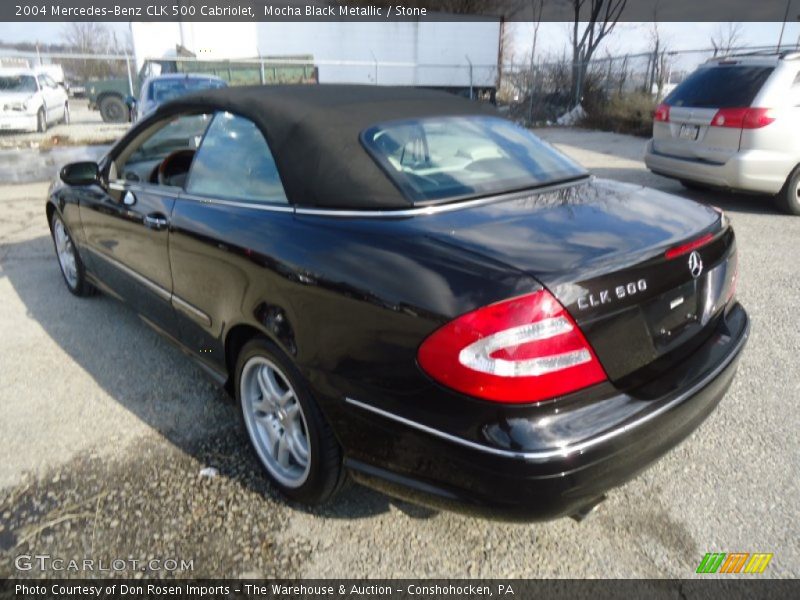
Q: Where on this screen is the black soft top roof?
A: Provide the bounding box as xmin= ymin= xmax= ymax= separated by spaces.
xmin=129 ymin=84 xmax=499 ymax=209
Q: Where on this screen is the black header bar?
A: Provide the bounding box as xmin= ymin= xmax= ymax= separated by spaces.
xmin=2 ymin=0 xmax=800 ymax=22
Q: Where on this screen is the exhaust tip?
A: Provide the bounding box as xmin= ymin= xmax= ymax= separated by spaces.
xmin=570 ymin=495 xmax=606 ymax=523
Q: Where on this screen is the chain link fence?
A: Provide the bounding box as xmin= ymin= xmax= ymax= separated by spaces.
xmin=2 ymin=43 xmax=796 ymax=132
xmin=501 ymin=43 xmax=800 ymax=133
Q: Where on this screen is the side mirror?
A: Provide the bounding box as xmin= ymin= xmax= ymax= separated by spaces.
xmin=60 ymin=161 xmax=100 ymax=186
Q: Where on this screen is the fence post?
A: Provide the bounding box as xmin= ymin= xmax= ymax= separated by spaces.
xmin=574 ymin=59 xmax=583 ymax=107
xmin=465 ymin=54 xmax=473 ymax=100
xmin=125 ymin=53 xmax=133 ymax=96
xmin=527 ymin=63 xmax=535 ymax=125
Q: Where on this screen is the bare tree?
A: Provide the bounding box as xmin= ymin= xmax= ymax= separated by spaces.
xmin=616 ymin=53 xmax=629 ymax=95
xmin=526 ymin=0 xmax=545 ymax=123
xmin=62 ymin=23 xmax=111 ymax=55
xmin=710 ymin=22 xmax=743 ymax=57
xmin=570 ymin=0 xmax=627 ymax=107
xmin=61 ymin=23 xmax=132 ymax=80
xmin=644 ymin=22 xmax=671 ymax=99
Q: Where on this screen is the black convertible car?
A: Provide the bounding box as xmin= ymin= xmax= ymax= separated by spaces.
xmin=48 ymin=85 xmax=748 ymax=520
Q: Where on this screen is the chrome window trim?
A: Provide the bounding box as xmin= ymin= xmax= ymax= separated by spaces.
xmin=344 ymin=318 xmax=748 ymax=463
xmin=293 ymin=177 xmax=590 ymax=219
xmin=109 ymin=180 xmax=182 ymax=198
xmin=179 ymin=192 xmax=294 ymax=213
xmin=115 ymin=176 xmax=589 ymax=218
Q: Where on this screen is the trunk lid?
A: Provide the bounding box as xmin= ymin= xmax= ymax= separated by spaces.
xmin=421 ymin=178 xmax=737 ymax=383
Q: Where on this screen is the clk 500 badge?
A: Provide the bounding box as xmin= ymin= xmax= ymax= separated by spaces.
xmin=577 ymin=279 xmax=648 ymax=310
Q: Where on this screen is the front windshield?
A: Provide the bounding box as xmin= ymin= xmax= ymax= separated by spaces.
xmin=147 ymin=78 xmax=226 ymax=103
xmin=362 ymin=116 xmax=587 ymax=203
xmin=0 ymin=75 xmax=37 ymax=94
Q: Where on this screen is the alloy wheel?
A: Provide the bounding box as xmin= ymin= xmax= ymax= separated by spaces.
xmin=240 ymin=356 xmax=311 ymax=488
xmin=53 ymin=218 xmax=78 ymax=289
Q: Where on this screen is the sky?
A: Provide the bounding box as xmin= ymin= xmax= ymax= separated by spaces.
xmin=0 ymin=22 xmax=131 ymax=45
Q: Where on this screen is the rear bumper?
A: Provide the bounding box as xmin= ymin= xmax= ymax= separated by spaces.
xmin=644 ymin=140 xmax=789 ymax=194
xmin=344 ymin=303 xmax=749 ymax=520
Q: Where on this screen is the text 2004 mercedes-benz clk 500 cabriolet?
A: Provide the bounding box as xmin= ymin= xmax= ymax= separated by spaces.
xmin=47 ymin=86 xmax=748 ymax=520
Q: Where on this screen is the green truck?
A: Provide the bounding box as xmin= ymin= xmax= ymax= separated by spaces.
xmin=86 ymin=56 xmax=317 ymax=123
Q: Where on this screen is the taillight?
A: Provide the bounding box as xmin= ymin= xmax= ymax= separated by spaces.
xmin=710 ymin=107 xmax=776 ymax=129
xmin=417 ymin=290 xmax=607 ymax=404
xmin=654 ymin=103 xmax=670 ymax=122
xmin=665 ymin=233 xmax=714 ymax=260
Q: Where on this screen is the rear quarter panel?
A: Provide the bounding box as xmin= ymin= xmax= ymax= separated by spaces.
xmin=167 ymin=198 xmax=538 ymax=408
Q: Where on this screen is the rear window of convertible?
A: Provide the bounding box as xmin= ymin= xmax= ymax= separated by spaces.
xmin=361 ymin=116 xmax=587 ymax=203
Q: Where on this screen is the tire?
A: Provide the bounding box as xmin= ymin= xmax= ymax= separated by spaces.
xmin=36 ymin=107 xmax=46 ymax=133
xmin=50 ymin=212 xmax=96 ymax=297
xmin=98 ymin=95 xmax=129 ymax=123
xmin=776 ymin=166 xmax=800 ymax=216
xmin=62 ymin=102 xmax=70 ymax=125
xmin=680 ymin=179 xmax=708 ymax=191
xmin=235 ymin=337 xmax=345 ymax=504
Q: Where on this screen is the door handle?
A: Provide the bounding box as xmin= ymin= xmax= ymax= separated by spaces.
xmin=143 ymin=213 xmax=169 ymax=230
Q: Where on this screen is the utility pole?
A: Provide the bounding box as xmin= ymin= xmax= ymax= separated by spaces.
xmin=777 ymin=0 xmax=792 ymax=51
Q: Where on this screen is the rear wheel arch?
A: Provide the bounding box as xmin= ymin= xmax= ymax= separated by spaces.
xmin=776 ymin=163 xmax=800 ymax=216
xmin=224 ymin=324 xmax=264 ymax=388
xmin=224 ymin=322 xmax=297 ymax=389
xmin=96 ymin=91 xmax=122 ymax=103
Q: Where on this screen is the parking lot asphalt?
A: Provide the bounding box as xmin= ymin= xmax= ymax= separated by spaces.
xmin=0 ymin=127 xmax=797 ymax=578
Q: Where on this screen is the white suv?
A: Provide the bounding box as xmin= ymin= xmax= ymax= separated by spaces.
xmin=0 ymin=67 xmax=69 ymax=133
xmin=644 ymin=52 xmax=800 ymax=215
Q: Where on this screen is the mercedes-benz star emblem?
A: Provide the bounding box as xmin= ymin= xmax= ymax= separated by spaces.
xmin=688 ymin=250 xmax=703 ymax=279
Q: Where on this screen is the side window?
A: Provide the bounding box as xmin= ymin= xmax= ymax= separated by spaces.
xmin=115 ymin=113 xmax=212 ymax=185
xmin=187 ymin=112 xmax=288 ymax=204
xmin=36 ymin=75 xmax=47 ymax=91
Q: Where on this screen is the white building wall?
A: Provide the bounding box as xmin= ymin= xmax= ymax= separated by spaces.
xmin=257 ymin=20 xmax=500 ymax=88
xmin=129 ymin=20 xmax=500 ymax=89
xmin=130 ymin=22 xmax=259 ymax=69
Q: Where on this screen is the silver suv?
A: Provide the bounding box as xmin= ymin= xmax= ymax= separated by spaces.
xmin=644 ymin=52 xmax=800 ymax=215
